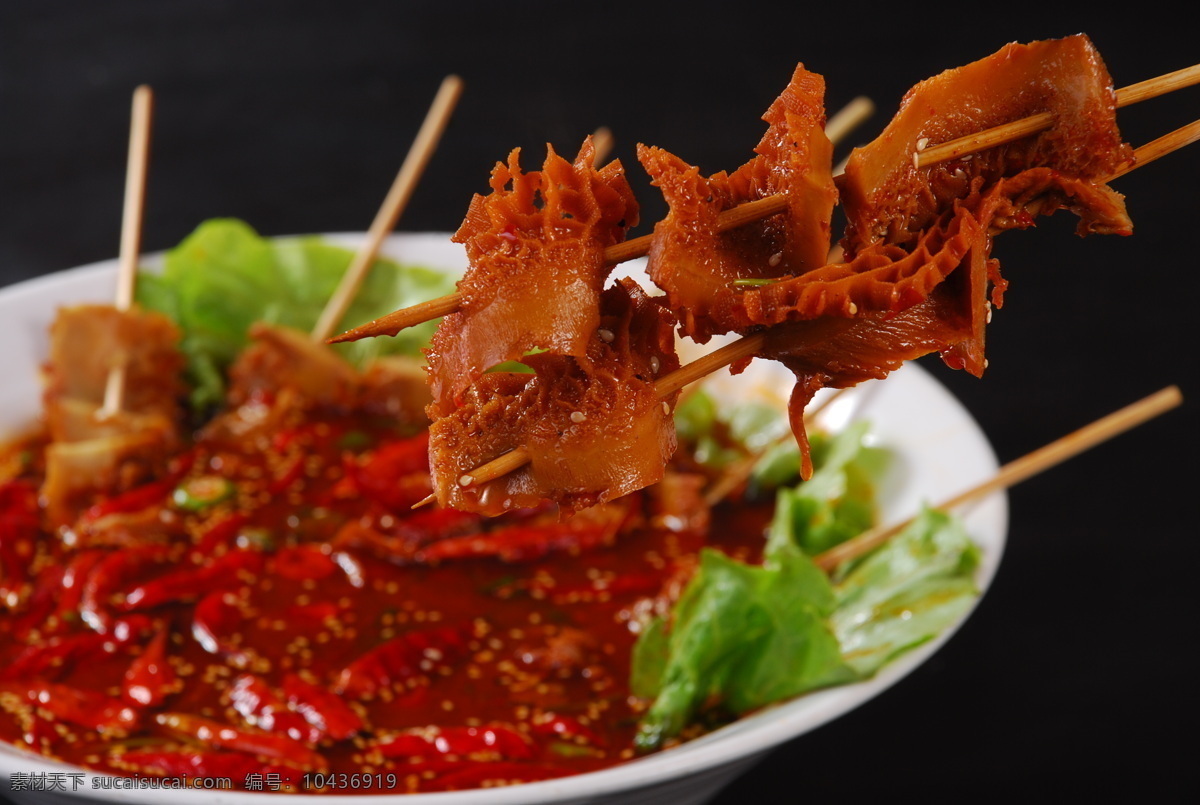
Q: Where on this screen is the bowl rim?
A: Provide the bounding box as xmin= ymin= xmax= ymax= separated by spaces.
xmin=0 ymin=232 xmax=1008 ymax=803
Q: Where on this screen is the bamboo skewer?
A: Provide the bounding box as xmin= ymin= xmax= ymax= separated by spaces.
xmin=330 ymin=96 xmax=876 ymax=344
xmin=702 ymin=387 xmax=851 ymax=506
xmin=823 ymin=96 xmax=875 ymax=146
xmin=332 ymin=64 xmax=1200 ymax=344
xmin=310 ymin=74 xmax=464 ymax=344
xmin=591 ymin=126 xmax=615 ymax=165
xmin=445 ymin=333 xmax=767 ymax=494
xmin=812 ymin=385 xmax=1183 ymax=572
xmin=344 ymin=122 xmax=613 ymax=345
xmin=1109 ymin=117 xmax=1200 ymax=179
xmin=438 ymin=118 xmax=1198 ymax=500
xmin=916 ymin=63 xmax=1200 ymax=166
xmin=100 ymin=84 xmax=155 ymax=419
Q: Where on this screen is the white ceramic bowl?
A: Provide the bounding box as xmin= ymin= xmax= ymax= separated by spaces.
xmin=0 ymin=233 xmax=1006 ymax=804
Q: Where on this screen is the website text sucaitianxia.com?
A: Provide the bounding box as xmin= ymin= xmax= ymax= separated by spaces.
xmin=8 ymin=771 xmax=236 ymax=792
xmin=7 ymin=770 xmax=407 ymax=793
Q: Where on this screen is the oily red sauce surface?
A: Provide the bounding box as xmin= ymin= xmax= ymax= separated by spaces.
xmin=0 ymin=403 xmax=769 ymax=794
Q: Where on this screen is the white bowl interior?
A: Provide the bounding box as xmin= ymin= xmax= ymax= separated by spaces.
xmin=0 ymin=233 xmax=1006 ymax=804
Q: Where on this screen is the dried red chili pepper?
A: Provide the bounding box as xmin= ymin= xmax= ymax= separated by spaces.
xmin=3 ymin=681 xmax=140 ymax=735
xmin=155 ymin=712 xmax=327 ymax=770
xmin=191 ymin=590 xmax=253 ymax=666
xmin=267 ymin=455 xmax=306 ymax=495
xmin=80 ymin=450 xmax=195 ymax=521
xmin=118 ymin=749 xmax=293 ymax=786
xmin=8 ymin=564 xmax=66 ymax=640
xmin=350 ymin=433 xmax=433 ymax=510
xmin=191 ymin=511 xmax=251 ymax=557
xmin=334 ymin=623 xmax=474 ymax=699
xmin=373 ymin=724 xmax=534 ymax=761
xmin=79 ymin=545 xmax=172 ymax=632
xmin=2 ymin=615 xmax=151 ymax=680
xmin=280 ymin=673 xmax=364 ymax=740
xmin=270 ymin=544 xmax=338 ymax=581
xmin=120 ymin=548 xmax=264 ymax=611
xmin=229 ymin=674 xmax=323 ymax=744
xmin=122 ymin=628 xmax=177 ymax=707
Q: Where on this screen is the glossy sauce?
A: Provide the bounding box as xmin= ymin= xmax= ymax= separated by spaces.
xmin=0 ymin=403 xmax=769 ymax=793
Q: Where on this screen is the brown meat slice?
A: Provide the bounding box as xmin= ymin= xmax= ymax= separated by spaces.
xmin=226 ymin=322 xmax=359 ymax=409
xmin=42 ymin=305 xmax=185 ymax=431
xmin=39 ymin=305 xmax=186 ymax=525
xmin=425 ymin=137 xmax=639 ymax=417
xmin=428 ymin=279 xmax=678 ymax=516
xmin=638 ymin=64 xmax=836 ymax=342
xmin=838 ymin=34 xmax=1132 ymax=252
xmin=753 ymin=36 xmax=1134 ymax=476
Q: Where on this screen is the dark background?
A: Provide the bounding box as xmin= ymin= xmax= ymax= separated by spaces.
xmin=1 ymin=2 xmax=1196 ymax=801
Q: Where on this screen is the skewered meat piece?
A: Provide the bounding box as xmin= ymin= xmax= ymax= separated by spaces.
xmin=428 ymin=279 xmax=678 ymax=516
xmin=42 ymin=305 xmax=185 ymax=436
xmin=638 ymin=64 xmax=837 ymax=342
xmin=427 ymin=36 xmax=1136 ymax=512
xmin=839 ymin=34 xmax=1132 ymax=251
xmin=754 ymin=35 xmax=1134 ymax=476
xmin=212 ymin=323 xmax=432 ymax=442
xmin=40 ymin=305 xmax=186 ymax=525
xmin=425 ymin=137 xmax=639 ymax=417
xmin=227 ymin=322 xmax=360 ymax=410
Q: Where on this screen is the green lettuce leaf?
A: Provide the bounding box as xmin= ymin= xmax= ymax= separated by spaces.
xmin=632 ymin=542 xmax=856 ymax=752
xmin=136 ymin=219 xmax=456 ymax=412
xmin=632 ymin=422 xmax=981 ymax=751
xmin=830 ymin=506 xmax=981 ymax=676
xmin=764 ymin=421 xmax=887 ymax=557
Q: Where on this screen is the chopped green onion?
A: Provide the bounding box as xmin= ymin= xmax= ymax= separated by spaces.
xmin=172 ymin=476 xmax=235 ymax=511
xmin=337 ymin=430 xmax=373 ymax=450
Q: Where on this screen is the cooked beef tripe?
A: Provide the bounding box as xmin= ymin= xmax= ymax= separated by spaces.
xmin=638 ymin=64 xmax=837 ymax=342
xmin=428 ymin=279 xmax=678 ymax=516
xmin=425 ymin=137 xmax=639 ymax=417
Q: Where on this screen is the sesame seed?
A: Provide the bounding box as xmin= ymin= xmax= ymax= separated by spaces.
xmin=458 ymin=474 xmax=474 ymax=487
xmin=597 ymin=328 xmax=615 ymax=342
xmin=570 ymin=411 xmax=587 ymax=423
xmin=916 ymin=137 xmax=929 ymax=150
xmin=768 ymin=251 xmax=783 ymax=267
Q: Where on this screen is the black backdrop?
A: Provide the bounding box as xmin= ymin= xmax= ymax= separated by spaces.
xmin=1 ymin=2 xmax=1196 ymax=801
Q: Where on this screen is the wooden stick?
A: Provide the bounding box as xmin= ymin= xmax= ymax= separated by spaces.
xmin=824 ymin=96 xmax=874 ymax=147
xmin=703 ymin=387 xmax=851 ymax=506
xmin=591 ymin=126 xmax=614 ymax=165
xmin=1111 ymin=117 xmax=1200 ymax=180
xmin=447 ymin=112 xmax=1198 ymax=496
xmin=335 ymin=63 xmax=1200 ymax=343
xmin=100 ymin=84 xmax=154 ymax=418
xmin=310 ymin=74 xmax=463 ymax=343
xmin=443 ymin=333 xmax=767 ymax=493
xmin=812 ymin=385 xmax=1183 ymax=571
xmin=446 ymin=110 xmax=1197 ymax=496
xmin=329 ymin=95 xmax=875 ymax=344
xmin=918 ymin=62 xmax=1200 ymax=166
